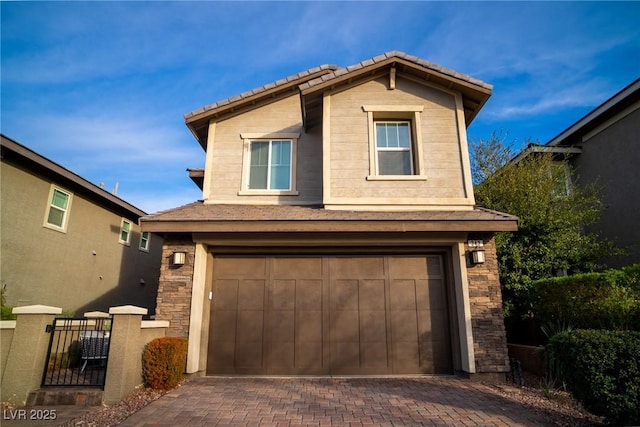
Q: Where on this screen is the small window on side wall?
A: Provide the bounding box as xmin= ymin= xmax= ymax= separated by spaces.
xmin=119 ymin=219 xmax=132 ymax=245
xmin=44 ymin=186 xmax=72 ymax=232
xmin=139 ymin=231 xmax=150 ymax=251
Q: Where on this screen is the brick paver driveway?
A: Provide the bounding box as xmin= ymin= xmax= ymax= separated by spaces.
xmin=119 ymin=376 xmax=554 ymax=426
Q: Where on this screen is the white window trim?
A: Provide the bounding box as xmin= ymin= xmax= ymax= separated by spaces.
xmin=43 ymin=185 xmax=73 ymax=233
xmin=119 ymin=218 xmax=132 ymax=246
xmin=239 ymin=132 xmax=299 ymax=195
xmin=139 ymin=231 xmax=150 ymax=252
xmin=362 ymin=105 xmax=426 ymax=181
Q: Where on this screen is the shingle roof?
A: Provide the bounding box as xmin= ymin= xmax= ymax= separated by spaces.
xmin=141 ymin=202 xmax=517 ymax=233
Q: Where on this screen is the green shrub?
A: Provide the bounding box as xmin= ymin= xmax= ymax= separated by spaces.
xmin=142 ymin=337 xmax=188 ymax=390
xmin=1 ymin=305 xmax=16 ymax=320
xmin=548 ymin=329 xmax=640 ymax=425
xmin=530 ymin=265 xmax=640 ymax=331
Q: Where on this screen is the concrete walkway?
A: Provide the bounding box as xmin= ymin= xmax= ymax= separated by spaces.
xmin=118 ymin=376 xmax=556 ymax=426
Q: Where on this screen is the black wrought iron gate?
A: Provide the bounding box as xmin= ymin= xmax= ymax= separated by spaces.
xmin=41 ymin=316 xmax=113 ymax=388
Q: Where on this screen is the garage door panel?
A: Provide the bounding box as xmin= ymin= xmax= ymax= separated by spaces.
xmin=427 ymin=279 xmax=446 ymax=309
xmin=237 ymin=280 xmax=265 ymax=310
xmin=419 ymin=309 xmax=449 ymax=343
xmin=267 ymin=341 xmax=294 ymax=370
xmin=361 ymin=342 xmax=388 ymax=368
xmin=388 ymin=257 xmax=427 ymax=279
xmin=360 ymin=279 xmax=385 ymax=310
xmin=273 ymin=257 xmax=323 ymax=278
xmin=211 ymin=310 xmax=236 ymax=342
xmin=332 ymin=257 xmax=384 ymax=277
xmin=390 ymin=280 xmax=417 ymax=310
xmin=360 ymin=310 xmax=386 ymax=343
xmin=216 ymin=257 xmax=266 ymax=278
xmin=271 ymin=279 xmax=295 ymax=310
xmin=269 ymin=309 xmax=294 ymax=342
xmin=209 ymin=340 xmax=235 ymax=371
xmin=236 ymin=310 xmax=263 ymax=343
xmin=394 ymin=341 xmax=420 ymax=372
xmin=332 ymin=342 xmax=360 ymax=370
xmin=214 ymin=280 xmax=238 ymax=310
xmin=391 ymin=310 xmax=419 ymax=342
xmin=236 ymin=341 xmax=263 ymax=369
xmin=296 ymin=280 xmax=322 ymax=309
xmin=331 ymin=279 xmax=358 ymax=310
xmin=296 ymin=310 xmax=322 ymax=342
xmin=296 ymin=341 xmax=323 ymax=371
xmin=331 ymin=310 xmax=359 ymax=342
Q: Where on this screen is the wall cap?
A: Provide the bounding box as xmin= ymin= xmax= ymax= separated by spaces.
xmin=0 ymin=320 xmax=17 ymax=329
xmin=141 ymin=320 xmax=170 ymax=329
xmin=109 ymin=305 xmax=148 ymax=315
xmin=12 ymin=305 xmax=62 ymax=315
xmin=84 ymin=311 xmax=111 ymax=318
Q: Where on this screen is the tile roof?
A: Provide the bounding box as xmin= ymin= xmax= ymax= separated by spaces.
xmin=299 ymin=51 xmax=492 ymax=92
xmin=184 ymin=64 xmax=339 ymax=120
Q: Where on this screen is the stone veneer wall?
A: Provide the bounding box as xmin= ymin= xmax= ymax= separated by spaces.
xmin=154 ymin=235 xmax=195 ymax=338
xmin=465 ymin=236 xmax=510 ymax=374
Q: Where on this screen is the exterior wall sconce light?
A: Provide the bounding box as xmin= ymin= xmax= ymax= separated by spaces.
xmin=172 ymin=251 xmax=187 ymax=266
xmin=471 ymin=250 xmax=486 ymax=264
xmin=468 ymin=239 xmax=485 ymax=264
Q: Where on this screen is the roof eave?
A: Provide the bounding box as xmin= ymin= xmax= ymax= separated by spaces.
xmin=140 ymin=218 xmax=518 ymax=234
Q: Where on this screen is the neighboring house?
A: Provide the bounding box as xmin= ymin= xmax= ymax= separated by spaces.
xmin=1 ymin=134 xmax=162 ymax=316
xmin=141 ymin=51 xmax=518 ymax=378
xmin=512 ymin=78 xmax=640 ymax=268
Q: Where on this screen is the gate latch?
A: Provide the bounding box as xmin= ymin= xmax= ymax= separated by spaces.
xmin=45 ymin=324 xmax=54 ymax=333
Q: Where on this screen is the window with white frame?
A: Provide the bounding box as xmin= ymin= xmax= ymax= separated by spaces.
xmin=375 ymin=121 xmax=413 ymax=175
xmin=119 ymin=219 xmax=132 ymax=245
xmin=239 ymin=132 xmax=299 ymax=195
xmin=362 ymin=105 xmax=426 ymax=180
xmin=44 ymin=186 xmax=72 ymax=232
xmin=139 ymin=231 xmax=150 ymax=251
xmin=249 ymin=140 xmax=291 ymax=190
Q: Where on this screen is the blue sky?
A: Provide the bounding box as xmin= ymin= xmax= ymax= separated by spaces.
xmin=2 ymin=1 xmax=639 ymax=213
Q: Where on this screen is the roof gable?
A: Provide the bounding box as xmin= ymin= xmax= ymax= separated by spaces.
xmin=184 ymin=51 xmax=492 ymax=147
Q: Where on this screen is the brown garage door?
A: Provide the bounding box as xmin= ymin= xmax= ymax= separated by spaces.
xmin=207 ymin=255 xmax=452 ymax=375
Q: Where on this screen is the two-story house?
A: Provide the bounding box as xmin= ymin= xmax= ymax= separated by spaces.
xmin=512 ymin=78 xmax=639 ymax=268
xmin=141 ymin=52 xmax=518 ymax=378
xmin=1 ymin=134 xmax=163 ymax=316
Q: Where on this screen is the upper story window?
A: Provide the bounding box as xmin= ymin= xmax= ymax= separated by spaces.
xmin=375 ymin=121 xmax=413 ymax=175
xmin=119 ymin=218 xmax=132 ymax=245
xmin=239 ymin=132 xmax=300 ymax=195
xmin=44 ymin=185 xmax=73 ymax=232
xmin=249 ymin=140 xmax=291 ymax=190
xmin=362 ymin=105 xmax=426 ymax=181
xmin=139 ymin=231 xmax=150 ymax=251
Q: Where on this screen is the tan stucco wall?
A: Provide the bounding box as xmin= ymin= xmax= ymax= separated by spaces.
xmin=326 ymin=76 xmax=472 ymax=208
xmin=0 ymin=322 xmax=16 ymax=380
xmin=205 ymin=94 xmax=323 ymax=204
xmin=0 ymin=161 xmax=162 ymax=315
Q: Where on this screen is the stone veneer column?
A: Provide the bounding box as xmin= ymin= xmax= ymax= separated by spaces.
xmin=1 ymin=305 xmax=62 ymax=405
xmin=154 ymin=236 xmax=196 ymax=338
xmin=465 ymin=236 xmax=510 ymax=376
xmin=103 ymin=305 xmax=146 ymax=405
